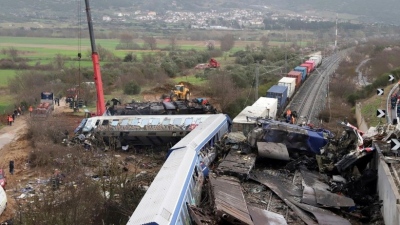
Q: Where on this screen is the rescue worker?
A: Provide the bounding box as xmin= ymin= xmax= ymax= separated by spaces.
xmin=7 ymin=115 xmax=13 ymax=126
xmin=9 ymin=161 xmax=14 ymax=175
xmin=29 ymin=105 xmax=33 ymax=116
xmin=290 ymin=115 xmax=296 ymax=124
xmin=286 ymin=109 xmax=292 ymax=123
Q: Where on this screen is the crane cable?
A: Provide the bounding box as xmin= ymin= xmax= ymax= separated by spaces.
xmin=77 ymin=0 xmax=82 ymax=105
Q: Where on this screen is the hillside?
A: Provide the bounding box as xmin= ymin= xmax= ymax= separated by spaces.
xmin=1 ymin=0 xmax=400 ymax=25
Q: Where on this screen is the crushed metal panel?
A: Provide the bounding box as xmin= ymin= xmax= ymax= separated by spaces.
xmin=314 ymin=188 xmax=355 ymax=207
xmin=257 ymin=142 xmax=290 ymax=161
xmin=250 ymin=172 xmax=318 ymax=225
xmin=300 ymin=169 xmax=330 ymax=191
xmin=290 ymin=200 xmax=352 ymax=225
xmin=301 ymin=182 xmax=318 ymax=206
xmin=248 ymin=205 xmax=287 ymax=225
xmin=251 ymin=172 xmax=352 ymax=225
xmin=210 ymin=175 xmax=254 ymax=225
xmin=217 ymin=150 xmax=257 ymax=179
xmin=335 ymin=151 xmax=373 ymax=172
xmin=188 ymin=205 xmax=214 ymax=225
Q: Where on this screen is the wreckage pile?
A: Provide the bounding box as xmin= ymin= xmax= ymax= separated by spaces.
xmin=192 ymin=120 xmax=385 ymax=225
xmin=108 ymin=98 xmax=217 ymax=115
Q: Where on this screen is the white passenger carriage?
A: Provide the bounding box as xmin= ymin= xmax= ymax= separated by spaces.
xmin=127 ymin=114 xmax=230 ymax=225
xmin=81 ymin=115 xmax=213 ymax=146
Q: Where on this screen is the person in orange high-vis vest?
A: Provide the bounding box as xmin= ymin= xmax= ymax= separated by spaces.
xmin=7 ymin=115 xmax=13 ymax=126
xmin=29 ymin=106 xmax=33 ymax=116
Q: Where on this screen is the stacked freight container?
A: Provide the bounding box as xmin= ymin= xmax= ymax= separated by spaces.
xmin=294 ymin=66 xmax=307 ymax=81
xmin=310 ymin=55 xmax=322 ymax=67
xmin=266 ymin=85 xmax=288 ymax=111
xmin=278 ymin=77 xmax=296 ymax=99
xmin=300 ymin=63 xmax=312 ymax=76
xmin=252 ymin=97 xmax=278 ymax=120
xmin=305 ymin=60 xmax=315 ymax=72
xmin=232 ymin=106 xmax=269 ymax=135
xmin=286 ymin=71 xmax=302 ymax=89
xmin=232 ymin=97 xmax=278 ymax=135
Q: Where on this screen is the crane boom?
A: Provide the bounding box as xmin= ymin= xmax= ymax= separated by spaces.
xmin=84 ymin=0 xmax=105 ymax=116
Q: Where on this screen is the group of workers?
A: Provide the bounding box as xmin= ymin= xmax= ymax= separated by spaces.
xmin=284 ymin=109 xmax=297 ymax=124
xmin=6 ymin=105 xmax=35 ymax=125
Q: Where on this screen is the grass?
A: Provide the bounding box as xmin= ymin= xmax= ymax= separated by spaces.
xmin=173 ymin=74 xmax=207 ymax=85
xmin=0 ymin=69 xmax=17 ymax=87
xmin=360 ymin=85 xmax=393 ymax=127
xmin=0 ymin=95 xmax=15 ymax=114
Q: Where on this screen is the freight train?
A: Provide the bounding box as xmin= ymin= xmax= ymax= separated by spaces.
xmin=266 ymin=51 xmax=323 ymax=114
xmin=231 ymin=52 xmax=322 ymax=129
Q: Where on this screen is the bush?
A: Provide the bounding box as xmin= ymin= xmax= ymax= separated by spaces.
xmin=124 ymin=81 xmax=141 ymax=95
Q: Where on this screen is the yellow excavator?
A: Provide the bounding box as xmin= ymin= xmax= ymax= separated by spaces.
xmin=170 ymin=83 xmax=190 ymax=101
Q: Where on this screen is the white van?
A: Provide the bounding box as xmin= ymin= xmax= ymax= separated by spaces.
xmin=0 ymin=186 xmax=7 ymax=216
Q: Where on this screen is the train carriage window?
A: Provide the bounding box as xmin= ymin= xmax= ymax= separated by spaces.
xmin=151 ymin=118 xmax=160 ymax=125
xmin=120 ymin=119 xmax=129 ymax=126
xmin=95 ymin=120 xmax=100 ymax=126
xmin=184 ymin=118 xmax=193 ymax=126
xmin=141 ymin=119 xmax=149 ymax=126
xmin=173 ymin=118 xmax=182 ymax=125
xmin=111 ymin=120 xmax=119 ymax=126
xmin=101 ymin=120 xmax=109 ymax=125
xmin=130 ymin=118 xmax=139 ymax=125
xmin=162 ymin=119 xmax=171 ymax=125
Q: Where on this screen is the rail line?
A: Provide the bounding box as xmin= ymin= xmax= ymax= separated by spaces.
xmin=287 ymin=51 xmax=346 ymax=125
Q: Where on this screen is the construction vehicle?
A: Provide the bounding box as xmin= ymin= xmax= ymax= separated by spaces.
xmin=194 ymin=58 xmax=220 ymax=69
xmin=170 ymin=83 xmax=190 ymax=101
xmin=84 ymin=0 xmax=105 ymax=116
xmin=208 ymin=58 xmax=220 ymax=68
xmin=33 ymin=92 xmax=54 ymax=117
xmin=66 ymin=87 xmax=78 ymax=103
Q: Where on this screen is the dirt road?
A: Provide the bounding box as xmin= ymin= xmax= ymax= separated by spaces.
xmin=0 ymin=101 xmax=68 ymax=222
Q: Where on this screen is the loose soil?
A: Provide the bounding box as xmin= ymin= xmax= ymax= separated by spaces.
xmin=0 ymin=102 xmax=165 ymax=223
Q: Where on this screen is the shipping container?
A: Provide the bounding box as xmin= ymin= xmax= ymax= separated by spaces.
xmin=300 ymin=63 xmax=312 ymax=75
xmin=294 ymin=66 xmax=307 ymax=81
xmin=232 ymin=106 xmax=269 ymax=135
xmin=310 ymin=55 xmax=322 ymax=67
xmin=278 ymin=77 xmax=296 ymax=98
xmin=287 ymin=70 xmax=302 ymax=88
xmin=305 ymin=60 xmax=315 ymax=72
xmin=266 ymin=85 xmax=288 ymax=110
xmin=252 ymin=97 xmax=278 ymax=120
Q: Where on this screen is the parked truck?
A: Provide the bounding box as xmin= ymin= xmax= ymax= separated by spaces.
xmin=34 ymin=92 xmax=54 ymax=117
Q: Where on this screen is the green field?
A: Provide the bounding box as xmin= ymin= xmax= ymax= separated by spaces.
xmin=0 ymin=69 xmax=16 ymax=87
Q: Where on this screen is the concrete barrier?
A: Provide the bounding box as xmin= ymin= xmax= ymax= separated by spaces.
xmin=374 ymin=143 xmax=400 ymax=225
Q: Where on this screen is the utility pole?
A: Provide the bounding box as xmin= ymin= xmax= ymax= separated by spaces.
xmin=255 ymin=62 xmax=259 ymax=101
xmin=334 ymin=13 xmax=338 ymax=52
xmin=284 ymin=27 xmax=288 ymax=73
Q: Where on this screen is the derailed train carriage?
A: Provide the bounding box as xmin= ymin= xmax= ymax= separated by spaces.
xmin=127 ymin=114 xmax=231 ymax=224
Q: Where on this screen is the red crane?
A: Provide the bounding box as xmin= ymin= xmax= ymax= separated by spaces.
xmin=84 ymin=0 xmax=105 ymax=116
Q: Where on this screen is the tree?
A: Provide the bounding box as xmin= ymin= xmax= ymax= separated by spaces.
xmin=169 ymin=35 xmax=178 ymax=50
xmin=220 ymin=34 xmax=235 ymax=52
xmin=119 ymin=33 xmax=134 ymax=48
xmin=143 ymin=36 xmax=157 ymax=50
xmin=123 ymin=53 xmax=137 ymax=62
xmin=124 ymin=80 xmax=141 ymax=95
xmin=206 ymin=40 xmax=215 ymax=50
xmin=206 ymin=72 xmax=241 ymax=112
xmin=260 ymin=35 xmax=269 ymax=48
